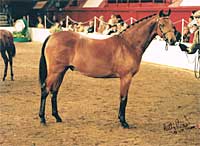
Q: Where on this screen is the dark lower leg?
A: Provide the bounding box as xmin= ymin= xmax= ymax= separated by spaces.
xmin=51 ymin=91 xmax=62 ymax=122
xmin=3 ymin=61 xmax=8 ymax=81
xmin=39 ymin=84 xmax=49 ymax=124
xmin=9 ymin=59 xmax=14 ymax=81
xmin=1 ymin=53 xmax=8 ymax=81
xmin=118 ymin=96 xmax=129 ymax=128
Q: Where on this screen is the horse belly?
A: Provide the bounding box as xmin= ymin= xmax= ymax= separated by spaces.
xmin=72 ymin=59 xmax=115 ymax=78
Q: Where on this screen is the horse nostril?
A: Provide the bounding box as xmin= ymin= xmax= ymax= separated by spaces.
xmin=169 ymin=39 xmax=175 ymax=45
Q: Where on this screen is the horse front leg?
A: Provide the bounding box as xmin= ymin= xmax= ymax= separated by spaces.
xmin=1 ymin=51 xmax=8 ymax=81
xmin=119 ymin=73 xmax=132 ymax=128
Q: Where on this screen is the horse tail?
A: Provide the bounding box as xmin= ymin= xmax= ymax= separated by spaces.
xmin=1 ymin=36 xmax=16 ymax=57
xmin=10 ymin=42 xmax=16 ymax=57
xmin=0 ymin=39 xmax=4 ymax=52
xmin=39 ymin=36 xmax=50 ymax=86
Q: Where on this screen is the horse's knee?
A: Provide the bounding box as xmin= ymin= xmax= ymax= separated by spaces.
xmin=41 ymin=88 xmax=49 ymax=98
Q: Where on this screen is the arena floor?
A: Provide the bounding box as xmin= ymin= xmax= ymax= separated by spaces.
xmin=0 ymin=42 xmax=199 ymax=146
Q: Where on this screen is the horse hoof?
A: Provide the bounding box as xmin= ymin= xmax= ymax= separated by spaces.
xmin=41 ymin=122 xmax=47 ymax=126
xmin=40 ymin=121 xmax=47 ymax=126
xmin=53 ymin=114 xmax=62 ymax=122
xmin=121 ymin=122 xmax=130 ymax=129
xmin=2 ymin=78 xmax=5 ymax=81
xmin=40 ymin=118 xmax=46 ymax=125
xmin=56 ymin=116 xmax=62 ymax=123
xmin=56 ymin=118 xmax=62 ymax=123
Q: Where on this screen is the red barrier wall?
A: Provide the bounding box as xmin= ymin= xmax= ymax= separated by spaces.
xmin=52 ymin=4 xmax=200 ymax=32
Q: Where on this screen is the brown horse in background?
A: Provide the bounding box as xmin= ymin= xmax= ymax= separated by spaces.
xmin=39 ymin=10 xmax=176 ymax=128
xmin=0 ymin=30 xmax=16 ymax=81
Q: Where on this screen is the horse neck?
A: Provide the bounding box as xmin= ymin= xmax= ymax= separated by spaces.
xmin=121 ymin=15 xmax=158 ymax=56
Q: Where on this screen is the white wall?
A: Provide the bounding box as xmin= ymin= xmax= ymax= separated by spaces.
xmin=0 ymin=27 xmax=50 ymax=42
xmin=29 ymin=28 xmax=50 ymax=42
xmin=180 ymin=0 xmax=200 ymax=6
xmin=143 ymin=40 xmax=196 ymax=71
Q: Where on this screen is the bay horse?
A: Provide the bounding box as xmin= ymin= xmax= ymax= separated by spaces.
xmin=0 ymin=29 xmax=16 ymax=81
xmin=39 ymin=10 xmax=176 ymax=128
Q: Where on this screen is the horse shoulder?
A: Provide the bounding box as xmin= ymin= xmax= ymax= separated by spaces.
xmin=112 ymin=36 xmax=141 ymax=75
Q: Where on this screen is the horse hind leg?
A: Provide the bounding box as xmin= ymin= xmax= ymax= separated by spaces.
xmin=8 ymin=52 xmax=14 ymax=80
xmin=1 ymin=51 xmax=8 ymax=81
xmin=39 ymin=68 xmax=68 ymax=123
xmin=39 ymin=83 xmax=49 ymax=124
xmin=51 ymin=68 xmax=71 ymax=123
xmin=50 ymin=70 xmax=67 ymax=123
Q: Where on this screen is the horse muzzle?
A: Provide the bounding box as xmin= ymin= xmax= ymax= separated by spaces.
xmin=167 ymin=38 xmax=176 ymax=45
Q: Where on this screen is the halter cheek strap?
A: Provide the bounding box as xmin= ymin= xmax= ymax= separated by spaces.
xmin=156 ymin=17 xmax=174 ymax=41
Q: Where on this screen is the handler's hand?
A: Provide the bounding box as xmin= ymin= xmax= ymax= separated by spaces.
xmin=179 ymin=43 xmax=189 ymax=52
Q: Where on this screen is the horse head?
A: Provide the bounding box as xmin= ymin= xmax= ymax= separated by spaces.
xmin=157 ymin=9 xmax=176 ymax=45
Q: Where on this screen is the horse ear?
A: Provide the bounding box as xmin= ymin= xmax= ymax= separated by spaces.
xmin=167 ymin=9 xmax=171 ymax=16
xmin=159 ymin=10 xmax=164 ymax=17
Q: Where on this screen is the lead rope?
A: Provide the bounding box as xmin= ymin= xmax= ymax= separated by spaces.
xmin=165 ymin=42 xmax=169 ymax=51
xmin=194 ymin=48 xmax=200 ymax=79
xmin=184 ymin=49 xmax=200 ymax=79
xmin=194 ymin=29 xmax=200 ymax=79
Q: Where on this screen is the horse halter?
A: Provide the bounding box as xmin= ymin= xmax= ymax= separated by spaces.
xmin=156 ymin=17 xmax=175 ymax=50
xmin=157 ymin=17 xmax=174 ymax=42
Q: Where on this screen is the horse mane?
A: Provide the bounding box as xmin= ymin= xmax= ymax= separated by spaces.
xmin=121 ymin=13 xmax=157 ymax=33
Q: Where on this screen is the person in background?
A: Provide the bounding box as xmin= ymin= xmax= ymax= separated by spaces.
xmin=102 ymin=24 xmax=112 ymax=35
xmin=174 ymin=26 xmax=181 ymax=42
xmin=116 ymin=22 xmax=125 ymax=33
xmin=189 ymin=23 xmax=198 ymax=43
xmin=98 ymin=15 xmax=106 ymax=34
xmin=182 ymin=26 xmax=190 ymax=42
xmin=66 ymin=22 xmax=74 ymax=31
xmin=107 ymin=24 xmax=118 ymax=35
xmin=87 ymin=20 xmax=94 ymax=33
xmin=73 ymin=23 xmax=79 ymax=32
xmin=49 ymin=22 xmax=62 ymax=33
xmin=179 ymin=10 xmax=200 ymax=54
xmin=116 ymin=14 xmax=124 ymax=24
xmin=108 ymin=14 xmax=118 ymax=26
xmin=77 ymin=22 xmax=85 ymax=32
xmin=37 ymin=16 xmax=44 ymax=28
xmin=188 ymin=16 xmax=194 ymax=30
